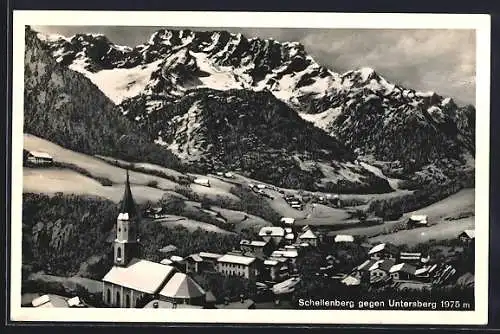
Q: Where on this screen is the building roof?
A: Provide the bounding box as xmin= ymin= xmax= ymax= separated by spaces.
xmin=160 ymin=258 xmax=174 ymax=265
xmin=409 ymin=215 xmax=428 ymax=221
xmin=158 ymin=273 xmax=205 ymax=299
xmin=119 ymin=170 xmax=137 ymax=219
xmin=199 ymin=252 xmax=223 ymax=259
xmin=368 ymin=243 xmax=399 ymax=255
xmin=186 ymin=254 xmax=203 ymax=262
xmin=28 ymin=151 xmax=53 ymax=159
xmin=334 ymin=234 xmax=354 ymax=243
xmin=259 ymin=226 xmax=285 ymax=237
xmin=299 ymin=229 xmax=317 ymax=239
xmin=271 ymin=250 xmax=298 ymax=258
xmin=341 ymin=275 xmax=361 ymax=286
xmin=284 ymin=227 xmax=293 ymax=234
xmin=389 ymin=263 xmax=417 ymax=275
xmin=369 ymin=259 xmax=396 ymax=272
xmin=280 ymin=217 xmax=295 ymax=225
xmin=462 ymin=229 xmax=475 ymax=239
xmin=102 ymin=258 xmax=176 ymax=294
xmin=32 ymin=294 xmax=50 ymax=307
xmin=170 ymin=255 xmax=184 ymax=262
xmin=357 ymin=259 xmax=378 ymax=271
xmin=285 ymin=233 xmax=295 ymax=240
xmin=144 ymin=300 xmax=204 ymax=309
xmin=67 ymin=296 xmax=82 ymax=307
xmin=217 ymin=254 xmax=256 ymax=265
xmin=159 ymin=245 xmax=178 ymax=253
xmin=264 ymin=259 xmax=279 ymax=266
xmin=400 ymin=252 xmax=422 ymax=260
xmin=240 ymin=240 xmax=268 ymax=247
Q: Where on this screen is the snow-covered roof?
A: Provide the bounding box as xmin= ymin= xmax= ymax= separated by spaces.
xmin=240 ymin=240 xmax=268 ymax=247
xmin=410 ymin=215 xmax=427 ymax=221
xmin=170 ymin=255 xmax=184 ymax=262
xmin=357 ymin=259 xmax=377 ymax=271
xmin=299 ymin=229 xmax=317 ymax=239
xmin=415 ymin=267 xmax=430 ymax=276
xmin=285 ymin=233 xmax=295 ymax=240
xmin=160 ymin=258 xmax=173 ymax=265
xmin=368 ymin=243 xmax=386 ymax=254
xmin=341 ymin=275 xmax=361 ymax=286
xmin=199 ymin=252 xmax=223 ymax=259
xmin=28 ymin=151 xmax=53 ymax=159
xmin=187 ymin=254 xmax=203 ymax=262
xmin=368 ymin=243 xmax=399 ymax=255
xmin=102 ymin=258 xmax=176 ymax=294
xmin=32 ymin=294 xmax=50 ymax=307
xmin=280 ymin=217 xmax=295 ymax=225
xmin=389 ymin=263 xmax=417 ymax=275
xmin=462 ymin=229 xmax=475 ymax=239
xmin=334 ymin=234 xmax=354 ymax=243
xmin=264 ymin=259 xmax=279 ymax=266
xmin=158 ymin=273 xmax=205 ymax=299
xmin=217 ymin=254 xmax=255 ymax=265
xmin=67 ymin=296 xmax=81 ymax=307
xmin=259 ymin=226 xmax=285 ymax=237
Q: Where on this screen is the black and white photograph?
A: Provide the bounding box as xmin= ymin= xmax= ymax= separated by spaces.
xmin=10 ymin=11 xmax=490 ymax=324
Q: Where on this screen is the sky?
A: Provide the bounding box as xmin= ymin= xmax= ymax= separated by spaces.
xmin=33 ymin=25 xmax=476 ymax=105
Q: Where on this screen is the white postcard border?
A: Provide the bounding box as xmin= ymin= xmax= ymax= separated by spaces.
xmin=10 ymin=10 xmax=491 ymax=325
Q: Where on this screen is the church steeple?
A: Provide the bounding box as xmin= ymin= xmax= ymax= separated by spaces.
xmin=114 ymin=169 xmax=139 ymax=267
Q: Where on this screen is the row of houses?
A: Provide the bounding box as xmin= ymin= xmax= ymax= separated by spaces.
xmin=341 ymin=228 xmax=475 ymax=288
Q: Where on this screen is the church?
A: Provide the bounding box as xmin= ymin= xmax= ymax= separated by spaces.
xmin=101 ymin=170 xmax=206 ymax=308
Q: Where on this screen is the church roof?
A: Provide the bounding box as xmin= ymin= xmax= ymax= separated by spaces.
xmin=103 ymin=258 xmax=176 ymax=294
xmin=119 ymin=170 xmax=137 ymax=218
xmin=158 ymin=273 xmax=206 ymax=299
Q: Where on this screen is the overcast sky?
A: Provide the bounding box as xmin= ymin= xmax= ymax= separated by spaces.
xmin=33 ymin=26 xmax=476 ymax=105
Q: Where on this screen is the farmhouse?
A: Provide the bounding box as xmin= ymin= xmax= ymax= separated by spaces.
xmin=297 ymin=229 xmax=318 ymax=247
xmin=280 ymin=217 xmax=295 ymax=226
xmin=368 ymin=243 xmax=400 ymax=261
xmin=240 ymin=239 xmax=273 ymax=258
xmin=334 ymin=234 xmax=354 ymax=243
xmin=217 ymin=254 xmax=257 ymax=280
xmin=399 ymin=252 xmax=423 ymax=265
xmin=193 ymin=178 xmax=210 ymax=187
xmin=389 ymin=263 xmax=417 ymax=281
xmin=367 ymin=259 xmax=395 ymax=284
xmin=407 ymin=215 xmax=429 ymax=228
xmin=26 ymin=150 xmax=53 ymax=165
xmin=458 ymin=229 xmax=475 ymax=244
xmin=259 ymin=226 xmax=285 ymax=245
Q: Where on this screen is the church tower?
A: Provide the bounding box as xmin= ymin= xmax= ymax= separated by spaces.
xmin=114 ymin=170 xmax=139 ymax=266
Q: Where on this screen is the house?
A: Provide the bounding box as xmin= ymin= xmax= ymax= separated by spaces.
xmin=217 ymin=254 xmax=257 ymax=280
xmin=399 ymin=252 xmax=423 ymax=265
xmin=145 ymin=207 xmax=164 ymax=219
xmin=185 ymin=253 xmax=204 ymax=273
xmin=258 ymin=226 xmax=285 ymax=245
xmin=414 ymin=264 xmax=439 ymax=282
xmin=272 ymin=277 xmax=301 ymax=295
xmin=458 ymin=229 xmax=475 ymax=244
xmin=67 ymin=296 xmax=84 ymax=307
xmin=31 ymin=294 xmax=68 ymax=308
xmin=389 ymin=263 xmax=417 ymax=281
xmin=240 ymin=239 xmax=273 ymax=258
xmin=407 ymin=215 xmax=429 ymax=229
xmin=297 ymin=229 xmax=318 ymax=247
xmin=367 ymin=259 xmax=395 ymax=284
xmin=270 ymin=248 xmax=299 ymax=263
xmin=160 ymin=258 xmax=174 ymax=265
xmin=334 ymin=234 xmax=354 ymax=243
xmin=341 ymin=275 xmax=361 ymax=286
xmin=26 ymin=151 xmax=53 ymax=165
xmin=349 ymin=259 xmax=379 ymax=283
xmin=284 ymin=233 xmax=295 ymax=245
xmin=368 ymin=243 xmax=400 ymax=261
xmin=256 ymin=184 xmax=266 ymax=189
xmin=158 ymin=272 xmax=206 ymax=306
xmin=280 ymin=217 xmax=295 ymax=226
xmin=158 ymin=244 xmax=178 ymax=255
xmin=193 ymin=178 xmax=210 ymax=187
xmin=199 ymin=252 xmax=223 ymax=271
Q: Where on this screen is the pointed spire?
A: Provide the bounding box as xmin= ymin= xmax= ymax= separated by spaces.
xmin=120 ymin=169 xmax=137 ymax=218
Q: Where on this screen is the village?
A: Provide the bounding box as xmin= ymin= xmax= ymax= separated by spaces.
xmin=24 ymin=161 xmax=476 ymax=310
